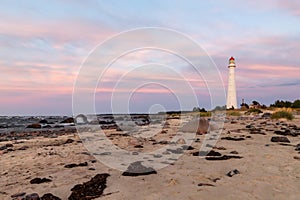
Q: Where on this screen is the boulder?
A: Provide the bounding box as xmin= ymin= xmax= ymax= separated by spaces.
xmin=30 ymin=177 xmax=52 ymax=184
xmin=271 ymin=136 xmax=290 ymax=143
xmin=68 ymin=173 xmax=110 ymax=200
xmin=24 ymin=193 xmax=40 ymax=200
xmin=39 ymin=119 xmax=48 ymax=124
xmin=41 ymin=193 xmax=62 ymax=200
xmin=181 ymin=118 xmax=210 ymax=134
xmin=60 ymin=117 xmax=74 ymax=124
xmin=75 ymin=114 xmax=88 ymax=124
xmin=122 ymin=161 xmax=157 ymax=176
xmin=26 ymin=123 xmax=42 ymax=129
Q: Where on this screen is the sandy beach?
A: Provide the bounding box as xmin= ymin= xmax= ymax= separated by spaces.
xmin=1 ymin=113 xmax=300 ymax=200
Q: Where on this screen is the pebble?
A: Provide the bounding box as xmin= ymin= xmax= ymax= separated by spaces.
xmin=227 ymin=169 xmax=240 ymax=177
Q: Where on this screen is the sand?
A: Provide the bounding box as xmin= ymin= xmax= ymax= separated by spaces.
xmin=1 ymin=114 xmax=300 ymax=200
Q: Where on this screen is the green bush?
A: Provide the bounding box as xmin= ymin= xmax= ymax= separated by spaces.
xmin=200 ymin=111 xmax=211 ymax=117
xmin=271 ymin=111 xmax=294 ymax=120
xmin=245 ymin=108 xmax=263 ymax=114
xmin=227 ymin=111 xmax=241 ymax=116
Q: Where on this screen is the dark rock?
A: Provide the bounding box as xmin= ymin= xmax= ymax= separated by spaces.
xmin=221 ymin=137 xmax=245 ymax=141
xmin=11 ymin=192 xmax=26 ymax=198
xmin=295 ymin=144 xmax=300 ymax=151
xmin=230 ymin=151 xmax=239 ymax=154
xmin=294 ymin=156 xmax=300 ymax=160
xmin=198 ymin=183 xmax=215 ymax=187
xmin=64 ymin=139 xmax=74 ymax=144
xmin=271 ymin=136 xmax=290 ymax=143
xmin=39 ymin=119 xmax=48 ymax=124
xmin=181 ymin=145 xmax=195 ymax=150
xmin=30 ymin=177 xmax=52 ymax=184
xmin=159 ymin=140 xmax=169 ymax=145
xmin=134 ymin=145 xmax=143 ymax=148
xmin=64 ymin=162 xmax=88 ymax=168
xmin=205 ymin=155 xmax=243 ymax=161
xmin=41 ymin=193 xmax=62 ymax=200
xmin=227 ymin=169 xmax=240 ymax=177
xmin=250 ymin=129 xmax=265 ymax=135
xmin=5 ymin=143 xmax=13 ymax=148
xmin=26 ymin=123 xmax=42 ymax=129
xmin=60 ymin=117 xmax=74 ymax=124
xmin=207 ymin=150 xmax=222 ymax=156
xmin=24 ymin=193 xmax=40 ymax=200
xmin=193 ymin=150 xmax=221 ymax=157
xmin=262 ymin=113 xmax=271 ymax=118
xmin=68 ymin=173 xmax=110 ymax=200
xmin=246 ymin=125 xmax=253 ymax=129
xmin=122 ymin=161 xmax=157 ymax=176
xmin=0 ymin=145 xmax=7 ymax=150
xmin=274 ymin=130 xmax=298 ymax=137
xmin=18 ymin=146 xmax=29 ymax=150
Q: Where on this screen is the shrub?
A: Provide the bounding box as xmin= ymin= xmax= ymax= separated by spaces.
xmin=200 ymin=111 xmax=211 ymax=117
xmin=271 ymin=110 xmax=294 ymax=120
xmin=245 ymin=108 xmax=263 ymax=114
xmin=227 ymin=111 xmax=241 ymax=116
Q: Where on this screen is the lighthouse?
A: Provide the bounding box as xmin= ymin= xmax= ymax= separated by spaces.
xmin=226 ymin=56 xmax=237 ymax=109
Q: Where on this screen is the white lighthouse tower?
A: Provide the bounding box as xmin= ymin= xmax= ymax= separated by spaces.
xmin=226 ymin=56 xmax=237 ymax=109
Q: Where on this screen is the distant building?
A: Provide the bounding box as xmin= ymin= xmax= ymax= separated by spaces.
xmin=226 ymin=57 xmax=238 ymax=109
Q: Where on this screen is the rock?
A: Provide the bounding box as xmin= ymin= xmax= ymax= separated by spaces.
xmin=60 ymin=117 xmax=74 ymax=124
xmin=39 ymin=119 xmax=48 ymax=124
xmin=64 ymin=139 xmax=74 ymax=144
xmin=295 ymin=144 xmax=300 ymax=151
xmin=205 ymin=155 xmax=243 ymax=161
xmin=134 ymin=145 xmax=143 ymax=148
xmin=274 ymin=130 xmax=299 ymax=137
xmin=122 ymin=161 xmax=157 ymax=176
xmin=26 ymin=123 xmax=42 ymax=129
xmin=24 ymin=193 xmax=40 ymax=200
xmin=68 ymin=173 xmax=110 ymax=200
xmin=227 ymin=169 xmax=240 ymax=177
xmin=30 ymin=177 xmax=52 ymax=184
xmin=18 ymin=146 xmax=29 ymax=150
xmin=294 ymin=156 xmax=300 ymax=160
xmin=41 ymin=193 xmax=62 ymax=200
xmin=193 ymin=150 xmax=221 ymax=157
xmin=181 ymin=118 xmax=210 ymax=134
xmin=181 ymin=145 xmax=195 ymax=150
xmin=0 ymin=145 xmax=7 ymax=150
xmin=230 ymin=151 xmax=239 ymax=154
xmin=262 ymin=113 xmax=271 ymax=118
xmin=75 ymin=114 xmax=88 ymax=124
xmin=198 ymin=183 xmax=215 ymax=187
xmin=271 ymin=136 xmax=290 ymax=143
xmin=11 ymin=192 xmax=26 ymax=198
xmin=206 ymin=150 xmax=222 ymax=156
xmin=167 ymin=148 xmax=183 ymax=154
xmin=64 ymin=162 xmax=88 ymax=168
xmin=246 ymin=124 xmax=253 ymax=129
xmin=221 ymin=137 xmax=245 ymax=141
xmin=5 ymin=143 xmax=13 ymax=148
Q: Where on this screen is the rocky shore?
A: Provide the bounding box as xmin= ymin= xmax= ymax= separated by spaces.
xmin=1 ymin=113 xmax=300 ymax=200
